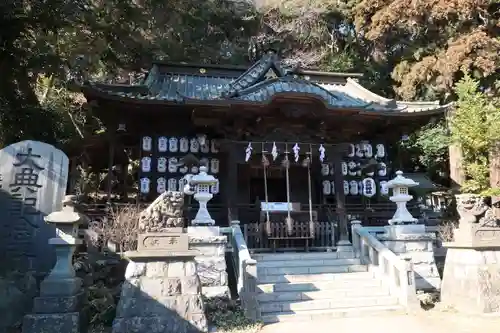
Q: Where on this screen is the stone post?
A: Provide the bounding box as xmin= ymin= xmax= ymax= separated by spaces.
xmin=441 ymin=194 xmax=500 ymax=313
xmin=113 ymin=229 xmax=208 ymax=333
xmin=22 ymin=200 xmax=83 ymax=333
xmin=184 ymin=169 xmax=229 ymax=298
xmin=118 ymin=191 xmax=208 ymax=332
xmin=378 ymin=172 xmax=441 ymax=291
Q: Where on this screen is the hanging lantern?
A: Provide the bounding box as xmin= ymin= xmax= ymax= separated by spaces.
xmin=156 ymin=177 xmax=166 ymax=193
xmin=179 ymin=137 xmax=189 ymax=152
xmin=355 ymin=143 xmax=364 ymax=157
xmin=376 ymin=144 xmax=385 ymax=158
xmin=190 ymin=137 xmax=200 ymax=153
xmin=343 ymin=181 xmax=349 ymax=195
xmin=157 ymin=157 xmax=167 ymax=173
xmin=141 ymin=157 xmax=151 ymax=172
xmin=348 ymin=161 xmax=357 ymax=176
xmin=378 ymin=162 xmax=387 ymax=176
xmin=379 ymin=180 xmax=389 ymax=195
xmin=341 ymin=162 xmax=348 ymax=176
xmin=140 ymin=177 xmax=150 ymax=194
xmin=142 ymin=136 xmax=152 ymax=152
xmin=321 ymin=163 xmax=330 ymax=176
xmin=362 ymin=178 xmax=376 ymax=197
xmin=158 ymin=136 xmax=168 ymax=152
xmin=169 ymin=137 xmax=179 ymax=152
xmin=349 ymin=180 xmax=359 ymax=195
xmin=322 ymin=180 xmax=331 ymax=195
xmin=168 ymin=157 xmax=178 ymax=173
xmin=348 ymin=144 xmax=355 ymax=157
xmin=363 ymin=141 xmax=373 ymax=158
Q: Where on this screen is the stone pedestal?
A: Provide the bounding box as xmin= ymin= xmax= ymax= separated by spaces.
xmin=441 ymin=244 xmax=500 ymax=313
xmin=188 ymin=227 xmax=229 ymax=298
xmin=379 ymin=225 xmax=441 ymax=291
xmin=113 ymin=230 xmax=208 ymax=333
xmin=22 ymin=207 xmax=83 ymax=333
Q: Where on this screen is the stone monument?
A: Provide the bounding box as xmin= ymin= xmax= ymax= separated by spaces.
xmin=378 ymin=171 xmax=441 ymax=290
xmin=0 ymin=140 xmax=69 ymax=273
xmin=441 ymin=194 xmax=500 ymax=313
xmin=22 ymin=199 xmax=83 ymax=333
xmin=184 ymin=169 xmax=229 ymax=298
xmin=113 ymin=191 xmax=208 ymax=333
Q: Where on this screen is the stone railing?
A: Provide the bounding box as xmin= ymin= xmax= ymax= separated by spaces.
xmin=351 ymin=221 xmax=419 ymax=309
xmin=227 ymin=220 xmax=260 ymax=321
xmin=359 ymin=225 xmax=446 ymax=257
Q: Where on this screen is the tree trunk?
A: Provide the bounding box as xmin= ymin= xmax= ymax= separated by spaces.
xmin=449 ymin=144 xmax=466 ymax=192
xmin=489 ymin=142 xmax=500 ymax=220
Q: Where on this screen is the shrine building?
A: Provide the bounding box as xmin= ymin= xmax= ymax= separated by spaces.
xmin=78 ymin=51 xmax=450 ymax=251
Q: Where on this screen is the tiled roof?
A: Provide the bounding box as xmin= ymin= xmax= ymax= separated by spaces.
xmin=82 ymin=52 xmax=451 ymax=114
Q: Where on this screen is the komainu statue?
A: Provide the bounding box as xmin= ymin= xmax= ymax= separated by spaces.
xmin=138 ymin=191 xmax=185 ymax=232
xmin=455 ymin=194 xmax=499 ymax=227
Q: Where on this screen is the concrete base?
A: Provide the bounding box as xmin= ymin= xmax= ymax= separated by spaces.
xmin=22 ymin=312 xmax=81 ymax=333
xmin=114 ymin=257 xmax=208 ymax=333
xmin=22 ymin=277 xmax=84 ymax=333
xmin=379 ymin=226 xmax=441 ymax=291
xmin=441 ymin=245 xmax=500 ymax=313
xmin=187 ymin=226 xmax=221 ymax=237
xmin=188 ymin=230 xmax=229 ymax=298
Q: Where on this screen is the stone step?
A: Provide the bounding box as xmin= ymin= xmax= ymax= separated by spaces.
xmin=257 ymin=258 xmax=361 ymax=268
xmin=253 ymin=251 xmax=354 ymax=262
xmin=260 ymin=295 xmax=399 ymax=313
xmin=258 ymin=263 xmax=366 ymax=276
xmin=257 ymin=287 xmax=391 ymax=302
xmin=258 ymin=270 xmax=373 ymax=284
xmin=261 ymin=305 xmax=405 ymax=324
xmin=258 ymin=278 xmax=382 ymax=293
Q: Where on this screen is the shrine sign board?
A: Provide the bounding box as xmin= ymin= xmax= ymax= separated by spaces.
xmin=137 ymin=231 xmax=189 ymax=252
xmin=0 ymin=140 xmax=69 ymax=272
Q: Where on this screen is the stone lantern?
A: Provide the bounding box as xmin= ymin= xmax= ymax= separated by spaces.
xmin=44 ymin=203 xmax=82 ymax=280
xmin=189 ymin=165 xmax=218 ymax=226
xmin=23 ymin=196 xmax=84 ymax=333
xmin=387 ymin=170 xmax=419 ymax=225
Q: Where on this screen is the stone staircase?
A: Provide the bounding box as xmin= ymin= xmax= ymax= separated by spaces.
xmin=254 ymin=251 xmax=405 ymax=323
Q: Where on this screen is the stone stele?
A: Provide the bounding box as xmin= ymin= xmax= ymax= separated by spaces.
xmin=113 ymin=210 xmax=207 ymax=333
xmin=0 ymin=140 xmax=69 ymax=273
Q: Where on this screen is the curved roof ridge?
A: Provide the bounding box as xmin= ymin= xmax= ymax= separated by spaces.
xmin=223 ymin=52 xmax=280 ymax=97
xmin=345 ymin=78 xmax=397 ymax=107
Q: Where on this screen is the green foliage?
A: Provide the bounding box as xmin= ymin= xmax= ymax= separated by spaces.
xmin=74 ymin=254 xmax=126 ymax=327
xmin=406 ymin=120 xmax=450 ymax=176
xmin=450 ymin=73 xmax=500 ymax=194
xmin=204 ymin=296 xmax=262 ymax=333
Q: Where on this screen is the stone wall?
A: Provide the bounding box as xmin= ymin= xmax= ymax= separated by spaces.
xmin=189 ymin=235 xmax=228 ymax=298
xmin=441 ymin=247 xmax=500 ymax=313
xmin=114 ymin=258 xmax=207 ymax=333
xmin=379 ymin=233 xmax=441 ymax=291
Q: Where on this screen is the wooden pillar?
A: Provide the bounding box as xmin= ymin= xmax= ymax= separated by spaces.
xmin=332 ymin=146 xmax=349 ymax=243
xmin=225 ymin=143 xmax=238 ymax=223
xmin=120 ymin=161 xmax=129 ymax=201
xmin=106 ymin=135 xmax=115 ymax=202
xmin=68 ymin=157 xmax=78 ymax=194
xmin=449 ymin=144 xmax=465 ymax=191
